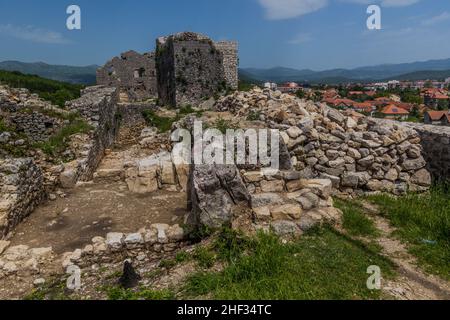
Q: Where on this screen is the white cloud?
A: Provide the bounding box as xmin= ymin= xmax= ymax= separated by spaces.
xmin=421 ymin=12 xmax=450 ymax=26
xmin=381 ymin=0 xmax=420 ymax=7
xmin=340 ymin=0 xmax=420 ymax=7
xmin=288 ymin=32 xmax=312 ymax=44
xmin=258 ymin=0 xmax=421 ymax=20
xmin=258 ymin=0 xmax=328 ymax=20
xmin=0 ymin=24 xmax=70 ymax=44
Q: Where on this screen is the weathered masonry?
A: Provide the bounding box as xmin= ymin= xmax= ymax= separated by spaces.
xmin=96 ymin=51 xmax=157 ymax=103
xmin=96 ymin=32 xmax=238 ymax=107
xmin=156 ymin=32 xmax=238 ymax=107
xmin=403 ymin=123 xmax=450 ymax=183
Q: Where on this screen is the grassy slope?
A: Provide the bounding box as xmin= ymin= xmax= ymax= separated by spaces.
xmin=367 ymin=186 xmax=450 ymax=280
xmin=0 ymin=70 xmax=83 ymax=107
xmin=184 ymin=228 xmax=395 ymax=300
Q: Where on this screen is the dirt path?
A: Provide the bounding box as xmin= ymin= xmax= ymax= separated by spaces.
xmin=359 ymin=202 xmax=450 ymax=300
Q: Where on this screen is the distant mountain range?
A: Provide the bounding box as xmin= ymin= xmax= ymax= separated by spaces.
xmin=240 ymin=58 xmax=450 ymax=84
xmin=0 ymin=61 xmax=98 ymax=85
xmin=2 ymin=58 xmax=450 ymax=86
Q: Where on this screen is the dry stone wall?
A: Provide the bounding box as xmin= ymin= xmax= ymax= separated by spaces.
xmin=215 ymin=88 xmax=432 ymax=195
xmin=61 ymin=86 xmax=120 ymax=186
xmin=0 ymin=158 xmax=44 ymax=239
xmin=400 ymin=122 xmax=450 ymax=183
xmin=9 ymin=111 xmax=63 ymax=143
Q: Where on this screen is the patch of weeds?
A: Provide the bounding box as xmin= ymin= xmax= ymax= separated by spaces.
xmin=334 ymin=198 xmax=379 ymax=238
xmin=189 ymin=225 xmax=215 ymax=242
xmin=366 ymin=185 xmax=450 ymax=280
xmin=175 ymin=251 xmax=191 ymax=263
xmin=213 ymin=228 xmax=249 ymax=262
xmin=183 ymin=227 xmax=396 ymax=300
xmin=34 ymin=119 xmax=92 ymax=158
xmin=142 ymin=110 xmax=177 ymax=133
xmin=213 ymin=117 xmax=237 ymax=134
xmin=0 ymin=118 xmax=13 ymax=131
xmin=103 ymin=286 xmax=175 ymax=300
xmin=144 ymin=269 xmax=164 ymax=281
xmin=24 ymin=277 xmax=72 ymax=300
xmin=179 ymin=105 xmax=203 ymax=117
xmin=247 ymin=110 xmax=262 ymax=121
xmin=193 ymin=247 xmax=216 ymax=269
xmin=159 ymin=259 xmax=178 ymax=270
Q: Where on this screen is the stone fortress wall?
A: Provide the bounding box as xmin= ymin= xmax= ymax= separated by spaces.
xmin=97 ymin=32 xmax=238 ymax=107
xmin=96 ymin=51 xmax=157 ymax=103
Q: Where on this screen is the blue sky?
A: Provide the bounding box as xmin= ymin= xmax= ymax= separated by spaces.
xmin=0 ymin=0 xmax=449 ymax=70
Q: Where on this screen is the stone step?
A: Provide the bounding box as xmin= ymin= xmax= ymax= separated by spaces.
xmin=93 ymin=168 xmax=125 ymax=182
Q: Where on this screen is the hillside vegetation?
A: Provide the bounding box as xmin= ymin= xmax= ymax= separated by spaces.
xmin=0 ymin=70 xmax=83 ymax=107
xmin=0 ymin=61 xmax=97 ymax=85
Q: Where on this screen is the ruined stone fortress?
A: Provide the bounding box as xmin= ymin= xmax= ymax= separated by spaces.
xmin=96 ymin=32 xmax=238 ymax=106
xmin=2 ymin=32 xmax=450 ymax=297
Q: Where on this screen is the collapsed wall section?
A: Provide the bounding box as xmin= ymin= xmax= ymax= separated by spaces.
xmin=97 ymin=51 xmax=157 ymax=102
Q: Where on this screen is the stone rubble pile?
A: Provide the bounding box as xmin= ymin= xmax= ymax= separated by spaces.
xmin=215 ymin=88 xmax=432 ymax=195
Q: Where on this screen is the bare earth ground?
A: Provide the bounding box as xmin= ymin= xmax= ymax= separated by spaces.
xmin=9 ymin=183 xmax=187 ymax=254
xmin=7 ymin=121 xmax=187 ymax=254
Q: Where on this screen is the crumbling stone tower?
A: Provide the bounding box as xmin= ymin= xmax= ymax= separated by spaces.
xmin=96 ymin=50 xmax=157 ymax=102
xmin=97 ymin=32 xmax=238 ymax=107
xmin=156 ymin=32 xmax=238 ymax=107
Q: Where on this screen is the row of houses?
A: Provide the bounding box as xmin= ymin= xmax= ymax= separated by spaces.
xmin=422 ymin=88 xmax=450 ymax=109
xmin=366 ymin=78 xmax=450 ymax=90
xmin=322 ymin=96 xmax=415 ymax=120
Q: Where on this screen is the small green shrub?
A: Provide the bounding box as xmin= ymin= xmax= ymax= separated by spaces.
xmin=142 ymin=110 xmax=177 ymax=133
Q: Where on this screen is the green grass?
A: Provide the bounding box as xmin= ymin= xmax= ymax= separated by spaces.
xmin=179 ymin=104 xmax=203 ymax=117
xmin=142 ymin=110 xmax=177 ymax=133
xmin=103 ymin=286 xmax=175 ymax=300
xmin=183 ymin=227 xmax=395 ymax=300
xmin=366 ymin=185 xmax=450 ymax=280
xmin=24 ymin=277 xmax=72 ymax=300
xmin=213 ymin=117 xmax=237 ymax=134
xmin=0 ymin=118 xmax=13 ymax=132
xmin=34 ymin=119 xmax=92 ymax=158
xmin=334 ymin=198 xmax=379 ymax=238
xmin=0 ymin=70 xmax=83 ymax=107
